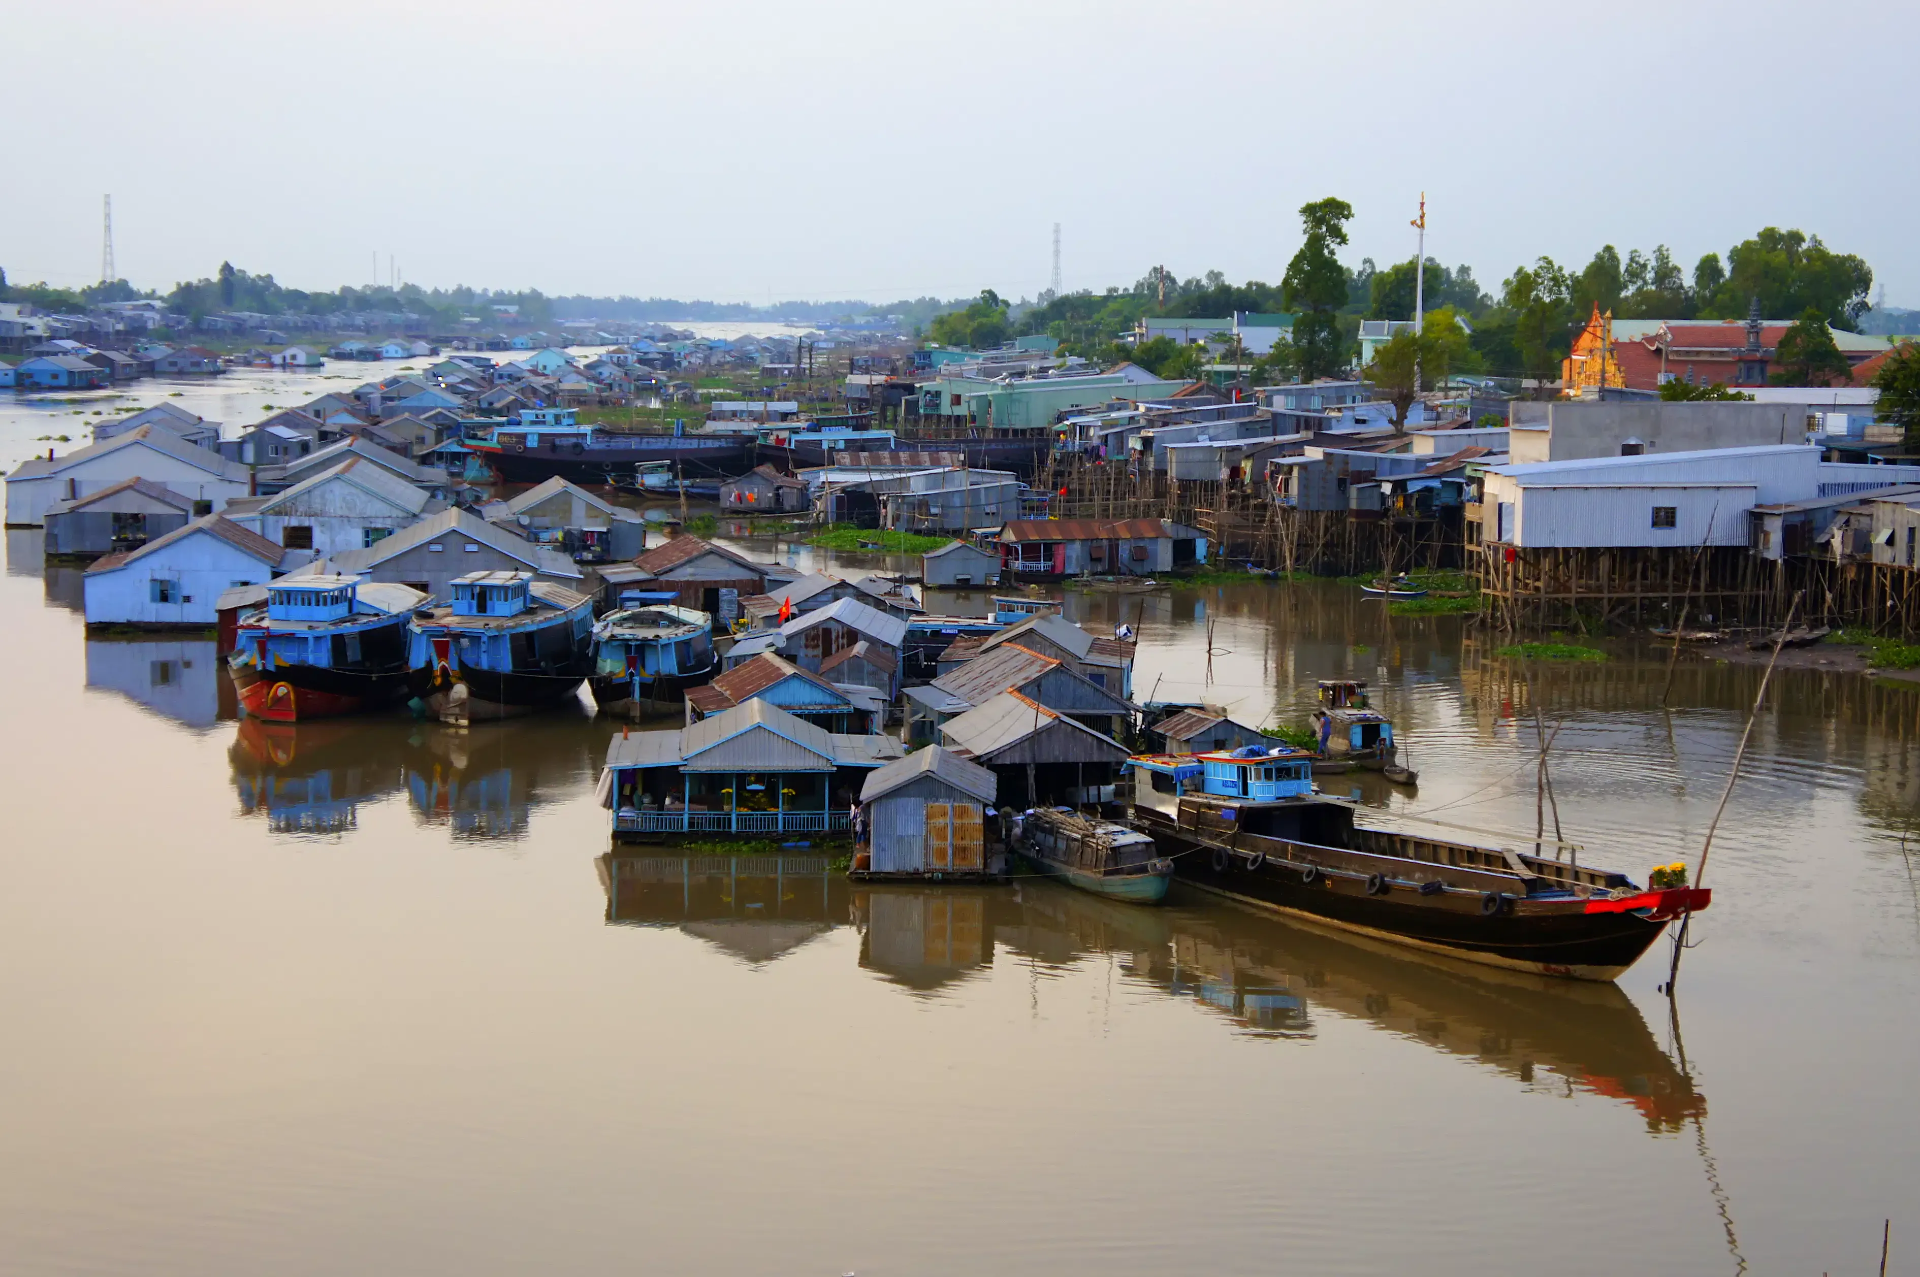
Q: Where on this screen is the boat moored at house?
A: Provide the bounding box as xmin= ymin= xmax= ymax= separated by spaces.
xmin=1012 ymin=805 xmax=1172 ymax=903
xmin=407 ymin=571 xmax=595 ymax=724
xmin=589 ymin=601 xmax=715 ymax=715
xmin=1310 ymin=679 xmax=1398 ymax=774
xmin=1126 ymin=747 xmax=1709 ymax=981
xmin=464 ymin=410 xmax=749 ymax=484
xmin=228 ymin=576 xmax=426 ymax=721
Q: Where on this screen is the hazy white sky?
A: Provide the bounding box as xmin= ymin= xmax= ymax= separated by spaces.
xmin=6 ymin=0 xmax=1913 ymax=307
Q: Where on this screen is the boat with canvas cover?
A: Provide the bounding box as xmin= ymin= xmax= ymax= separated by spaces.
xmin=1012 ymin=805 xmax=1172 ymax=903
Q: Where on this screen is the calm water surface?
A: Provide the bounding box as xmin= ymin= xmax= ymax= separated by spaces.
xmin=2 ymin=530 xmax=1917 ymax=1276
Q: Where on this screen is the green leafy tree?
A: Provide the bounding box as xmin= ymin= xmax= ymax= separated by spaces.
xmin=1870 ymin=342 xmax=1920 ymax=447
xmin=1500 ymin=257 xmax=1573 ymax=388
xmin=1282 ymin=197 xmax=1354 ymax=381
xmin=1418 ymin=306 xmax=1481 ymax=385
xmin=1659 ymin=380 xmax=1753 ymax=401
xmin=1697 ymin=228 xmax=1873 ymax=328
xmin=1771 ymin=307 xmax=1852 ymax=386
xmin=928 ymin=289 xmax=1010 ymax=349
xmin=1693 ymin=253 xmax=1726 ymax=300
xmin=1365 ymin=329 xmax=1422 ymax=429
xmin=1572 ymin=246 xmax=1625 ymax=318
xmin=1365 ymin=258 xmax=1489 ymax=322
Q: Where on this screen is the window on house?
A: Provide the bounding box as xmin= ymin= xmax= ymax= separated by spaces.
xmin=283 ymin=525 xmax=314 ymax=550
xmin=1620 ymin=441 xmax=1645 ymax=456
xmin=149 ymin=661 xmax=176 ymax=686
xmin=192 ymin=500 xmax=212 ymax=517
xmin=1652 ymin=507 xmax=1678 ymax=529
xmin=364 ymin=527 xmax=393 ymax=549
xmin=149 ymin=579 xmax=177 ymax=603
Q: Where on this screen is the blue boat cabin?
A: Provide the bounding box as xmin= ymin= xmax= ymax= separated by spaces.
xmin=1130 ymin=745 xmax=1316 ymax=818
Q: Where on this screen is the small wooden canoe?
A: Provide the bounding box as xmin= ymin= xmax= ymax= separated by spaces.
xmin=1360 ymin=583 xmax=1429 ymax=599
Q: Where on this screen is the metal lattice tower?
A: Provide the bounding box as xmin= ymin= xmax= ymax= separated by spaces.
xmin=100 ymin=195 xmax=114 ymax=284
xmin=1051 ymin=223 xmax=1062 ymax=296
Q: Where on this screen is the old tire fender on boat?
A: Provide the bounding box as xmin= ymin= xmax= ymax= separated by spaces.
xmin=1365 ymin=873 xmax=1389 ymax=895
xmin=1300 ymin=864 xmax=1320 ymax=885
xmin=1480 ymin=891 xmax=1506 ymax=916
xmin=1211 ymin=847 xmax=1232 ymax=874
xmin=1243 ymin=850 xmax=1265 ymax=871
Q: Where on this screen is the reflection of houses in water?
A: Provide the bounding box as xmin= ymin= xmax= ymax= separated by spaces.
xmin=405 ymin=722 xmax=594 ymax=841
xmin=86 ymin=636 xmax=235 ymax=728
xmin=994 ymin=883 xmax=1703 ymax=1132
xmin=229 ymin=717 xmax=406 ymax=835
xmin=600 ymin=852 xmax=848 ymax=964
xmin=854 ymin=887 xmax=995 ymax=992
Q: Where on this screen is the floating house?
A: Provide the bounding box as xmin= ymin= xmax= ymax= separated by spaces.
xmin=720 ymin=464 xmax=809 ymax=513
xmin=312 ymin=507 xmax=583 ymax=599
xmin=921 ymin=539 xmax=1001 ymax=588
xmin=1149 ymin=707 xmax=1277 ymax=756
xmin=905 ymin=641 xmax=1132 ymax=746
xmin=600 ymin=699 xmax=904 ymax=838
xmin=82 ymin=514 xmax=287 ymax=626
xmin=42 ymin=478 xmax=195 ymax=557
xmin=685 ymin=653 xmax=884 ymax=733
xmin=93 ymin=403 xmax=221 ymax=451
xmin=858 ymin=747 xmax=1000 ymax=879
xmin=14 ymin=355 xmax=111 ymax=389
xmin=818 ymin=640 xmax=897 ymax=701
xmin=6 ymin=424 xmax=251 ymax=526
xmin=223 ymin=457 xmax=441 ymax=565
xmin=723 ymin=597 xmax=909 ymax=698
xmin=996 ymin=518 xmax=1205 ymax=578
xmin=485 ymin=475 xmax=646 ymax=562
xmin=964 ymin=612 xmax=1135 ymax=697
xmin=939 ymin=689 xmax=1134 ymax=808
xmin=597 ymin=535 xmax=775 ymax=627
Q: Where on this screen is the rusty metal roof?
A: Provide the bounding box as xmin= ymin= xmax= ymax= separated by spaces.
xmin=820 ymin=639 xmax=897 ymax=676
xmin=630 ymin=534 xmax=767 ymax=578
xmin=1152 ymin=708 xmax=1228 ymax=740
xmin=998 ymin=518 xmax=1172 ymax=543
xmin=707 ymin=653 xmax=845 ymax=706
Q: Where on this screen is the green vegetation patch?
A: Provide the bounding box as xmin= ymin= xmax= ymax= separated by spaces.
xmin=1268 ymin=725 xmax=1321 ymax=751
xmin=1497 ymin=642 xmax=1608 ymax=662
xmin=680 ymin=513 xmax=719 ymax=537
xmin=805 ymin=523 xmax=950 ymax=554
xmin=1832 ymin=627 xmax=1920 ymax=670
xmin=1390 ymin=595 xmax=1482 ymax=616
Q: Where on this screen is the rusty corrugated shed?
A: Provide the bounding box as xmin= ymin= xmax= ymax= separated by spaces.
xmin=998 ymin=518 xmax=1171 ymax=543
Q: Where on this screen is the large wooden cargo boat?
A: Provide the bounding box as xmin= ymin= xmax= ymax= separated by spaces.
xmin=1013 ymin=805 xmax=1172 ymax=904
xmin=407 ymin=571 xmax=594 ymax=724
xmin=1128 ymin=747 xmax=1708 ymax=981
xmin=464 ymin=411 xmax=749 ymax=484
xmin=227 ymin=577 xmax=425 ymax=721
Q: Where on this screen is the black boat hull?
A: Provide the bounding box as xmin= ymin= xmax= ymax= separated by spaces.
xmin=588 ymin=670 xmax=710 ymax=714
xmin=229 ymin=660 xmax=412 ymax=721
xmin=477 ymin=439 xmax=749 ymax=485
xmin=409 ymin=660 xmax=590 ymax=723
xmin=1139 ymin=814 xmax=1676 ymax=981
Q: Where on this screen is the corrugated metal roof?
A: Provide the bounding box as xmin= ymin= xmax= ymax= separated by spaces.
xmin=259 ymin=457 xmax=432 ymax=516
xmin=860 ymin=746 xmax=998 ymax=804
xmin=678 ymin=698 xmax=838 ymax=770
xmin=709 ymin=654 xmax=846 ymax=706
xmin=931 ymin=643 xmax=1058 ymax=706
xmin=939 ymin=690 xmax=1130 ymax=764
xmin=630 ymin=534 xmax=768 ymax=578
xmin=819 ymin=639 xmax=897 ymax=676
xmin=923 ymin=539 xmax=994 ymax=559
xmin=603 ymin=729 xmax=687 ymax=770
xmin=998 ymin=518 xmax=1172 ymax=543
xmin=1153 ymin=708 xmax=1228 ymax=740
xmin=329 ymin=507 xmax=583 ymax=580
xmin=982 ymin=613 xmax=1093 ymax=660
xmin=903 ymin=684 xmax=973 ymax=715
xmin=85 ymin=513 xmax=284 ymax=575
xmin=9 ymin=423 xmax=247 ymax=482
xmin=780 ymin=596 xmax=909 ymax=648
xmin=40 ymin=476 xmax=195 ymax=516
xmin=357 ymin=582 xmax=430 ymax=614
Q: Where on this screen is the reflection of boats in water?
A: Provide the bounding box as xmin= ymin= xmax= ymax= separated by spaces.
xmin=86 ymin=634 xmax=236 ymax=728
xmin=600 ymin=851 xmax=848 ymax=964
xmin=229 ymin=717 xmax=406 ymax=835
xmin=405 ymin=719 xmax=596 ymax=840
xmin=994 ymin=881 xmax=1704 ymax=1131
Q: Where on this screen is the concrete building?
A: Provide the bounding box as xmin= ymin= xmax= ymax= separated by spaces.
xmin=1506 ymin=400 xmax=1814 ymax=464
xmin=223 ymin=457 xmax=442 ymax=566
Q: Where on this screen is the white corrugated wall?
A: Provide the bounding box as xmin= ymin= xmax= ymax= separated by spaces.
xmin=870 ymin=795 xmax=926 ymax=873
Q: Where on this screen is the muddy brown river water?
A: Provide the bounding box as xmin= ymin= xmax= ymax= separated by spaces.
xmin=3 ymin=527 xmax=1916 ymax=1275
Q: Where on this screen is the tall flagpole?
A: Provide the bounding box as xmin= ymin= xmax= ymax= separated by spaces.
xmin=1410 ymin=193 xmax=1427 ymax=392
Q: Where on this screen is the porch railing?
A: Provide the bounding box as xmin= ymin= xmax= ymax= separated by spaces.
xmin=615 ymin=810 xmax=852 ymax=834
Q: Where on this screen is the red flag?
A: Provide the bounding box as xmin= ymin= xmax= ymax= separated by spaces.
xmin=1057 ymin=486 xmax=1067 ymax=498
xmin=778 ymin=596 xmax=792 ymax=623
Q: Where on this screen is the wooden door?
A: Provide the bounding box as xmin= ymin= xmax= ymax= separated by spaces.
xmin=924 ymin=802 xmax=952 ymax=871
xmin=951 ymin=803 xmax=983 ymax=871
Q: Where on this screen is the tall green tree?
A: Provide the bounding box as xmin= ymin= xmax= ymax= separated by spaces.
xmin=1771 ymin=307 xmax=1852 ymax=386
xmin=1572 ymin=246 xmax=1625 ymax=318
xmin=1282 ymin=197 xmax=1354 ymax=381
xmin=928 ymin=289 xmax=1010 ymax=349
xmin=1870 ymin=342 xmax=1920 ymax=448
xmin=1698 ymin=228 xmax=1873 ymax=328
xmin=1365 ymin=329 xmax=1422 ymax=429
xmin=1500 ymin=257 xmax=1573 ymax=388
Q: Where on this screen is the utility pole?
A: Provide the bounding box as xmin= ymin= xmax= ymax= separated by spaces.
xmin=100 ymin=195 xmax=115 ymax=285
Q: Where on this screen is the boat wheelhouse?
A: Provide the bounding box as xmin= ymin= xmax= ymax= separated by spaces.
xmin=407 ymin=570 xmax=595 ymax=724
xmin=1124 ymin=749 xmax=1709 ymax=982
xmin=990 ymin=595 xmax=1061 ymax=625
xmin=227 ymin=575 xmax=425 ymax=721
xmin=589 ymin=601 xmax=715 ymax=714
xmin=1012 ymin=806 xmax=1171 ymax=904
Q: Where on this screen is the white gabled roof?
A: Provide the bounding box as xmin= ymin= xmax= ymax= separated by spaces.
xmin=255 ymin=457 xmax=433 ymax=517
xmin=778 ymin=595 xmax=909 ymax=648
xmin=328 ymin=507 xmax=583 ymax=579
xmin=859 ymin=745 xmax=997 ymax=804
xmin=8 ymin=423 xmax=247 ymax=483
